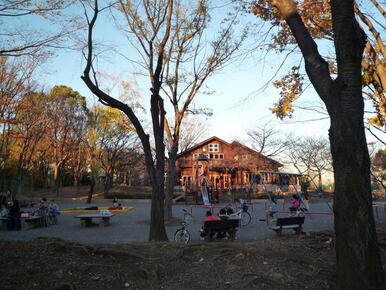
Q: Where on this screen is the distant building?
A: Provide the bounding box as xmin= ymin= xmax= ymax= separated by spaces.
xmin=175 ymin=136 xmax=282 ymax=191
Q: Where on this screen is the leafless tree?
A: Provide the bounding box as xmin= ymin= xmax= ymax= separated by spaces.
xmin=81 ymin=0 xmax=173 ymax=241
xmin=160 ymin=0 xmax=247 ymax=219
xmin=177 ymin=116 xmax=209 ymax=153
xmin=285 ymin=136 xmax=332 ymax=188
xmin=0 ymin=0 xmax=76 ymax=57
xmin=247 ymin=122 xmax=290 ymax=158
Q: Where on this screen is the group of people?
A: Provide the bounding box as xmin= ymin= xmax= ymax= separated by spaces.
xmin=36 ymin=198 xmax=60 ymax=227
xmin=1 ymin=191 xmax=21 ymax=230
xmin=199 ymin=206 xmax=236 ymax=240
xmin=0 ymin=193 xmax=61 ymax=230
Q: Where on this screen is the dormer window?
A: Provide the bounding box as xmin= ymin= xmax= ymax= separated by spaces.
xmin=209 ymin=143 xmax=219 ymax=152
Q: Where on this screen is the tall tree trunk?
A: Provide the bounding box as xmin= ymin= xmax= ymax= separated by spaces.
xmin=104 ymin=168 xmax=114 ymax=195
xmin=271 ymin=0 xmax=385 ymax=288
xmin=86 ymin=177 xmax=95 ymax=204
xmin=81 ymin=0 xmax=170 ymax=241
xmin=148 ymin=91 xmax=168 ymax=241
xmin=318 ymin=172 xmax=322 ymax=189
xmin=74 ymin=176 xmax=81 ymax=195
xmin=329 ymin=2 xmax=384 ymax=288
xmin=149 ymin=168 xmax=168 ymax=239
xmin=16 ymin=168 xmax=25 ymax=197
xmin=330 ymin=107 xmax=383 ymax=289
xmin=53 ymin=164 xmax=60 ymax=196
xmin=165 ymin=145 xmax=178 ymax=220
xmin=16 ymin=151 xmax=26 ymax=197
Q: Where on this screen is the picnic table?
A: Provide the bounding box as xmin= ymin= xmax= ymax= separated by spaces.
xmin=75 ymin=214 xmax=115 ymax=227
xmin=1 ymin=215 xmax=42 ymax=230
xmin=21 ymin=216 xmax=43 ymax=230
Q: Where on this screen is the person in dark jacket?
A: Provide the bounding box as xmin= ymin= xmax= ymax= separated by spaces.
xmin=8 ymin=200 xmax=21 ymax=230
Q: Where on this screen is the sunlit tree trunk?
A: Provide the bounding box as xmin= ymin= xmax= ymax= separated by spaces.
xmin=81 ymin=0 xmax=170 ymax=241
xmin=86 ymin=177 xmax=95 ymax=204
xmin=271 ymin=0 xmax=384 ymax=288
xmin=165 ymin=143 xmax=178 ymax=220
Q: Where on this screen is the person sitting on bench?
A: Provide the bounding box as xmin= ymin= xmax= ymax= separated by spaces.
xmin=108 ymin=203 xmax=123 ymax=210
xmin=289 ymin=194 xmax=301 ymax=213
xmin=216 ymin=208 xmax=231 ymax=239
xmin=200 ymin=211 xmax=219 ymax=240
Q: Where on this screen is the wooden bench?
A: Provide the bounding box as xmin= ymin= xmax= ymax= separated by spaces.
xmin=203 ymin=219 xmax=239 ymax=241
xmin=75 ymin=214 xmax=115 ymax=227
xmin=270 ymin=216 xmax=305 ymax=236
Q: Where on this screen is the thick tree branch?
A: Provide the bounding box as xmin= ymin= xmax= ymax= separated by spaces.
xmin=271 ymin=0 xmax=333 ymax=105
xmin=81 ymin=0 xmax=154 ymax=169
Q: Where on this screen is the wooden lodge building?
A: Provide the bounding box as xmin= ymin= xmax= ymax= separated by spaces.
xmin=175 ymin=136 xmax=283 ymax=192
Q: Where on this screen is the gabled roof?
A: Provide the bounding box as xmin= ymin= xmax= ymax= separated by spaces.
xmin=230 ymin=141 xmax=283 ymax=167
xmin=177 ymin=136 xmax=230 ymax=158
xmin=177 ymin=136 xmax=283 ymax=167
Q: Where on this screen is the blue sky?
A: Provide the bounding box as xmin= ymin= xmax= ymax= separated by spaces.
xmin=34 ymin=1 xmax=379 ymax=148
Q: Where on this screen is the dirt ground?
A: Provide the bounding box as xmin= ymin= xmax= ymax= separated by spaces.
xmin=1 ymin=224 xmax=386 ymax=290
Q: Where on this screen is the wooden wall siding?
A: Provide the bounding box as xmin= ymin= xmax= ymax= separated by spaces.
xmin=175 ymin=137 xmax=282 ymax=190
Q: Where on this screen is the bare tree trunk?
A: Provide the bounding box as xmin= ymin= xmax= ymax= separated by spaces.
xmin=53 ymin=164 xmax=61 ymax=197
xmin=330 ymin=108 xmax=383 ymax=289
xmin=272 ymin=0 xmax=385 ymax=288
xmin=81 ymin=0 xmax=169 ymax=241
xmin=149 ymin=168 xmax=167 ymax=239
xmin=148 ymin=90 xmax=168 ymax=241
xmin=16 ymin=151 xmax=26 ymax=197
xmin=165 ymin=145 xmax=178 ymax=220
xmin=86 ymin=178 xmax=95 ymax=204
xmin=16 ymin=168 xmax=25 ymax=197
xmin=75 ymin=175 xmax=81 ymax=195
xmin=318 ymin=172 xmax=322 ymax=189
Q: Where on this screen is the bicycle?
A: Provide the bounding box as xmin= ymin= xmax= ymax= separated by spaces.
xmin=182 ymin=208 xmax=193 ymax=225
xmin=227 ymin=199 xmax=251 ymax=227
xmin=32 ymin=208 xmax=48 ymax=227
xmin=47 ymin=210 xmax=58 ymax=225
xmin=174 ymin=219 xmax=190 ymax=244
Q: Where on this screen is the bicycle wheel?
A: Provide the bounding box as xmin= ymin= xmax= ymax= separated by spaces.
xmin=174 ymin=229 xmax=190 ymax=244
xmin=51 ymin=214 xmax=58 ymax=225
xmin=240 ymin=211 xmax=251 ymax=227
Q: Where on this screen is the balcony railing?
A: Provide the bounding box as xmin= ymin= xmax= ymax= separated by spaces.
xmin=176 ymin=159 xmax=240 ymax=169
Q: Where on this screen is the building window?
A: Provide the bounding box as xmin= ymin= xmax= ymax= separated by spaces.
xmin=219 ymin=154 xmax=224 ymax=159
xmin=210 ymin=154 xmax=213 ymax=159
xmin=209 ymin=143 xmax=219 ymax=152
xmin=193 ymin=153 xmax=210 ymax=159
